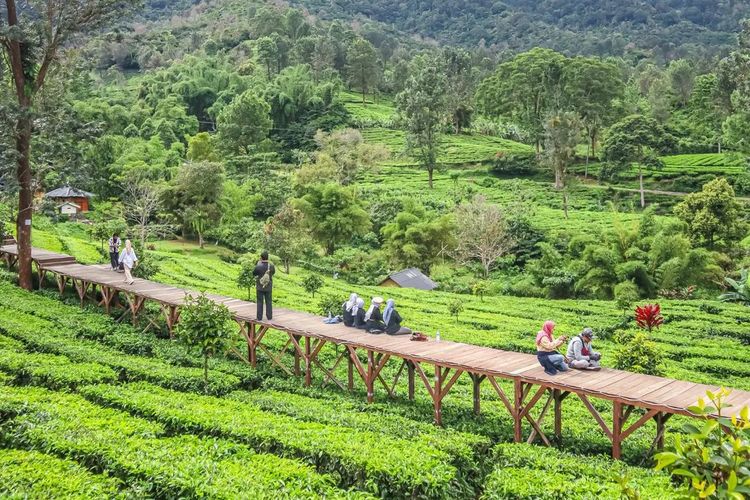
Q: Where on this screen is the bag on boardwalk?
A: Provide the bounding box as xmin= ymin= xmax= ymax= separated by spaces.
xmin=410 ymin=332 xmax=428 ymax=342
xmin=259 ymin=262 xmax=273 ymax=288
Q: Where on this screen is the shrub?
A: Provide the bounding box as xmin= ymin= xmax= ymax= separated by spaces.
xmin=483 ymin=443 xmax=679 ymax=499
xmin=655 ymin=388 xmax=750 ymax=499
xmin=318 ymin=293 xmax=343 ymax=317
xmin=0 ymin=347 xmax=117 ymax=390
xmin=176 ymin=293 xmax=234 ymax=386
xmin=491 ymin=152 xmax=538 ymax=175
xmin=613 ymin=332 xmax=664 ymax=376
xmin=615 ymin=281 xmax=640 ymax=313
xmin=1 ymin=386 xmax=349 ymax=499
xmin=0 ymin=449 xmax=122 ymax=498
xmin=131 ymin=252 xmax=161 ymax=279
xmin=302 ymin=273 xmax=324 ymax=297
xmin=634 ymin=303 xmax=664 ymax=332
xmin=82 ymin=382 xmax=467 ymax=499
xmin=448 ymin=298 xmax=464 ymax=323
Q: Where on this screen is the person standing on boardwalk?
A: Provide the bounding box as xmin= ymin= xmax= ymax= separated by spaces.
xmin=118 ymin=239 xmax=138 ymax=285
xmin=253 ymin=250 xmax=275 ymax=320
xmin=108 ymin=233 xmax=121 ymax=271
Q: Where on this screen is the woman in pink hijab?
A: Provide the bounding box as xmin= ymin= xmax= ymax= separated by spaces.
xmin=535 ymin=321 xmax=569 ymax=375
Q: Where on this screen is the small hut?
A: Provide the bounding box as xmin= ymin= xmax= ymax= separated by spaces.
xmin=379 ymin=268 xmax=438 ymax=291
xmin=44 ymin=186 xmax=93 ymax=214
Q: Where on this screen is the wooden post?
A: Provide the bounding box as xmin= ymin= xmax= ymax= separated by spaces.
xmin=366 ymin=350 xmax=375 ymax=403
xmin=407 ymin=361 xmax=415 ymax=401
xmin=304 ymin=336 xmax=312 ymax=387
xmin=472 ymin=373 xmax=482 ymax=415
xmin=248 ymin=323 xmax=256 ymax=367
xmin=293 ymin=335 xmax=301 ymax=376
xmin=613 ymin=401 xmax=623 ymax=459
xmin=553 ymin=389 xmax=562 ymax=442
xmin=434 ymin=364 xmax=443 ymax=426
xmin=514 ymin=379 xmax=523 ymax=443
xmin=655 ymin=412 xmax=666 ymax=450
xmin=347 ymin=354 xmax=354 ymax=390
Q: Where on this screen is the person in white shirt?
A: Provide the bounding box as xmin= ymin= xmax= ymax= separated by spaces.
xmin=118 ymin=239 xmax=138 ymax=285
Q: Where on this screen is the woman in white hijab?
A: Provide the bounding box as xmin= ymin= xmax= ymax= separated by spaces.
xmin=383 ymin=299 xmax=412 ymax=335
xmin=352 ymin=298 xmax=366 ymax=329
xmin=364 ymin=296 xmax=385 ymax=333
xmin=118 ymin=239 xmax=138 ymax=285
xmin=342 ymin=293 xmax=358 ymax=327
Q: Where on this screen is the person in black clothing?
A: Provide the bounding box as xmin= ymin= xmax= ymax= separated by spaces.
xmin=108 ymin=233 xmax=121 ymax=271
xmin=342 ymin=293 xmax=358 ymax=327
xmin=364 ymin=296 xmax=385 ymax=333
xmin=352 ymin=298 xmax=366 ymax=329
xmin=252 ymin=250 xmax=275 ymax=320
xmin=383 ymin=299 xmax=412 ymax=335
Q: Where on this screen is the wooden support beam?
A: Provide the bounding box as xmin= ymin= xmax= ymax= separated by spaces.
xmin=366 ymin=350 xmax=375 ymax=403
xmin=471 ymin=374 xmax=486 ymax=415
xmin=56 ymin=274 xmax=67 ymax=295
xmin=293 ymin=335 xmax=301 ymax=376
xmin=621 ymin=408 xmax=660 ymax=441
xmin=514 ymin=379 xmax=523 ymax=443
xmin=487 ymin=375 xmax=514 ymax=416
xmin=346 ymin=346 xmax=368 ymax=389
xmin=578 ymin=393 xmax=613 ymax=440
xmin=613 ymin=401 xmax=624 ymax=460
xmin=258 ymin=336 xmax=295 ymax=377
xmin=407 ymin=361 xmax=415 ymax=400
xmin=347 ymin=353 xmax=354 ymax=391
xmin=553 ymin=390 xmax=569 ymax=443
xmin=320 ymin=348 xmax=348 ymax=391
xmin=304 ymin=336 xmax=312 ymax=387
xmin=387 ymin=359 xmax=407 ymax=397
xmin=434 ymin=364 xmax=444 ymax=426
xmin=527 ymin=391 xmax=554 ymax=446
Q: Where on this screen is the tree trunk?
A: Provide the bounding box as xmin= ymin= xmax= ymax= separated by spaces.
xmin=203 ymin=357 xmax=208 ymax=385
xmin=15 ymin=116 xmax=34 ymax=291
xmin=584 ymin=142 xmax=590 ymax=179
xmin=563 ymin=189 xmax=569 ymax=219
xmin=284 ymin=260 xmax=290 ymax=274
xmin=428 ymin=168 xmax=434 ymax=189
xmin=198 ymin=232 xmax=204 ymax=249
xmin=554 ymin=168 xmax=563 ymax=190
xmin=718 ymin=137 xmax=722 ymax=154
xmin=590 ymin=131 xmax=597 ymax=157
xmin=639 ymin=167 xmax=645 ymax=208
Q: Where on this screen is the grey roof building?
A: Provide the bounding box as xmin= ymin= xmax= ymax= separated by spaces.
xmin=379 ymin=268 xmax=438 ymax=291
xmin=44 ymin=186 xmax=94 ymax=198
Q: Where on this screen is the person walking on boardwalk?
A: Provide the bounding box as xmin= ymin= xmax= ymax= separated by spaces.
xmin=253 ymin=250 xmax=275 ymax=321
xmin=383 ymin=299 xmax=412 ymax=335
xmin=566 ymin=328 xmax=601 ymax=370
xmin=535 ymin=320 xmax=569 ymax=375
xmin=108 ymin=232 xmax=121 ymax=271
xmin=342 ymin=293 xmax=358 ymax=327
xmin=118 ymin=239 xmax=138 ymax=285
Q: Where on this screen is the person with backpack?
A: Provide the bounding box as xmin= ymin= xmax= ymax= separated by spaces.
xmin=342 ymin=293 xmax=358 ymax=327
xmin=364 ymin=296 xmax=385 ymax=333
xmin=108 ymin=232 xmax=121 ymax=271
xmin=383 ymin=299 xmax=412 ymax=335
xmin=253 ymin=250 xmax=275 ymax=321
xmin=566 ymin=328 xmax=601 ymax=370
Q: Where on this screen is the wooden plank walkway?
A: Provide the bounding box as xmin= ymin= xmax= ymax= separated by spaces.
xmin=3 ymin=244 xmax=749 ymax=459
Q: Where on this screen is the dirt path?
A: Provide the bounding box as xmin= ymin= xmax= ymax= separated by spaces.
xmin=579 ymin=183 xmax=750 ymax=202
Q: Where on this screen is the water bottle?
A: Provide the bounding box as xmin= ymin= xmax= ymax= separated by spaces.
xmin=436 ymin=330 xmax=441 ymax=342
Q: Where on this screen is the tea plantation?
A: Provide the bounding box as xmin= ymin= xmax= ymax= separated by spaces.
xmin=5 ymin=226 xmax=750 ymax=497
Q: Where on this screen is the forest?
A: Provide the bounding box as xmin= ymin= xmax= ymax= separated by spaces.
xmin=1 ymin=0 xmax=750 ymax=499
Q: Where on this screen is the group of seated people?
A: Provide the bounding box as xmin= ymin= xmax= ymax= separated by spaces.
xmin=341 ymin=293 xmax=412 ymax=335
xmin=535 ymin=321 xmax=602 ymax=375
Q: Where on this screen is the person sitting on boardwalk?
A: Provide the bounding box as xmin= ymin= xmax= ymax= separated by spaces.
xmin=566 ymin=328 xmax=601 ymax=371
xmin=364 ymin=296 xmax=385 ymax=333
xmin=353 ymin=298 xmax=367 ymax=329
xmin=118 ymin=239 xmax=138 ymax=286
xmin=253 ymin=250 xmax=275 ymax=321
xmin=383 ymin=299 xmax=412 ymax=335
xmin=535 ymin=320 xmax=569 ymax=375
xmin=342 ymin=293 xmax=358 ymax=327
xmin=108 ymin=232 xmax=121 ymax=272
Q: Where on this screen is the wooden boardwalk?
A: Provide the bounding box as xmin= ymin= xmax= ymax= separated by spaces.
xmin=3 ymin=244 xmax=750 ymax=459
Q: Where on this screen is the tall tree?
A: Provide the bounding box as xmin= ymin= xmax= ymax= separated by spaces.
xmin=562 ymin=57 xmax=623 ymax=169
xmin=123 ymin=176 xmax=166 ymax=250
xmin=381 ymin=202 xmax=455 ymax=271
xmin=346 ymin=37 xmax=380 ymax=104
xmin=1 ymin=0 xmax=140 ymax=290
xmin=602 ymin=115 xmax=669 ymax=208
xmin=216 ymin=90 xmax=272 ymax=155
xmin=293 ymin=183 xmax=370 ymax=254
xmin=476 ymin=48 xmax=566 ymax=153
xmin=674 ymin=178 xmax=746 ymax=249
xmin=667 ymin=59 xmax=696 ymax=106
xmin=543 ymin=112 xmax=582 ymax=219
xmin=454 ymin=195 xmax=515 ymax=278
xmin=396 ymin=59 xmax=447 ymax=188
xmin=264 ymin=202 xmax=312 ymax=274
xmin=441 ymin=47 xmax=476 ymax=134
